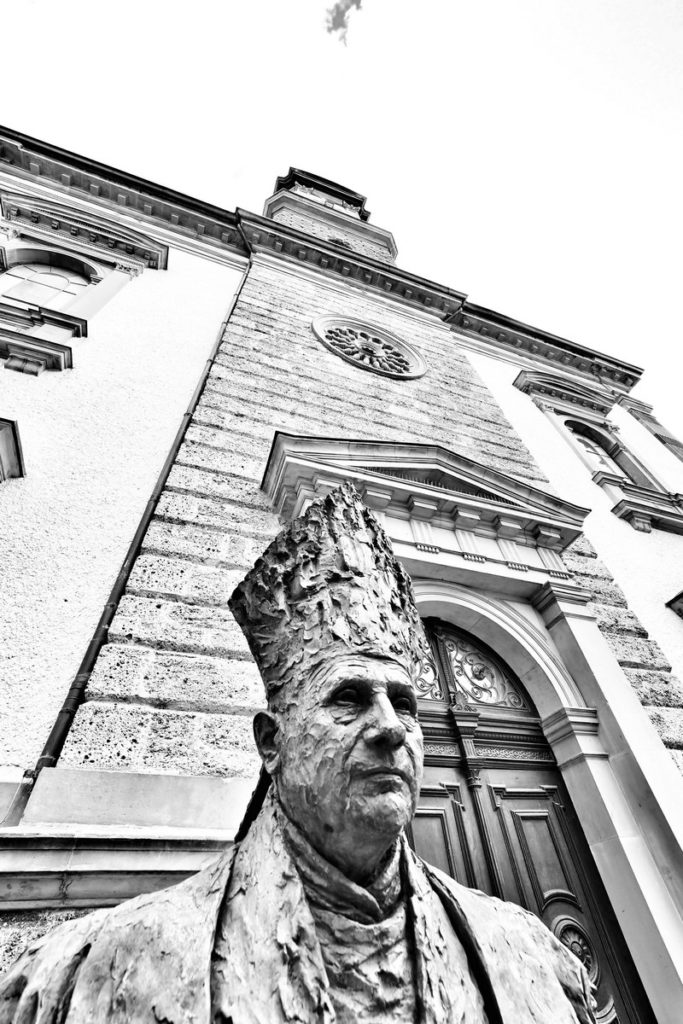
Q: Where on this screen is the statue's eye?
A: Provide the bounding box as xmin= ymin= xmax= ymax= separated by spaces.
xmin=332 ymin=685 xmax=364 ymax=706
xmin=392 ymin=694 xmax=416 ymax=716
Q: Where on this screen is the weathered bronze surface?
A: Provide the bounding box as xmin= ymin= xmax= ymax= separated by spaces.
xmin=0 ymin=485 xmax=596 ymax=1023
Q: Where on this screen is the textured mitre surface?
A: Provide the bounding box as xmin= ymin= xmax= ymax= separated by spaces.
xmin=228 ymin=483 xmax=433 ymax=697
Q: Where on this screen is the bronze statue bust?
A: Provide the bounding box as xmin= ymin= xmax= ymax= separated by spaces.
xmin=0 ymin=485 xmax=596 ymax=1023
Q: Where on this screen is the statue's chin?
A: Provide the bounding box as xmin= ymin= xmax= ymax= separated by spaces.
xmin=348 ymin=791 xmax=413 ymax=841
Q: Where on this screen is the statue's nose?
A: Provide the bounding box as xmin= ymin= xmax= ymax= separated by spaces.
xmin=364 ymin=694 xmax=407 ymax=748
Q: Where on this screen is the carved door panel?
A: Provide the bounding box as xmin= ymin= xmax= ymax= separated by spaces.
xmin=409 ymin=784 xmax=480 ymax=888
xmin=412 ymin=766 xmax=655 ymax=1024
xmin=485 ymin=770 xmax=638 ymax=1024
xmin=410 ymin=619 xmax=656 ymax=1024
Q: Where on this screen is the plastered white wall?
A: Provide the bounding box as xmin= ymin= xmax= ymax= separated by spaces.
xmin=464 ymin=345 xmax=683 ymax=684
xmin=0 ymin=249 xmax=243 ymax=770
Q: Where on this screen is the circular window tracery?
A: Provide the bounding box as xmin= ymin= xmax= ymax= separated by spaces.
xmin=312 ymin=315 xmax=427 ymax=379
xmin=553 ymin=917 xmax=600 ymax=986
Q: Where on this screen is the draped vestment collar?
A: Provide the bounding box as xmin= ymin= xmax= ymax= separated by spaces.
xmin=276 ymin=802 xmax=402 ymax=923
xmin=212 ymin=791 xmax=488 ymax=1023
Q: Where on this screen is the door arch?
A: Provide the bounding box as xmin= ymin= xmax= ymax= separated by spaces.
xmin=410 ymin=615 xmax=655 ymax=1024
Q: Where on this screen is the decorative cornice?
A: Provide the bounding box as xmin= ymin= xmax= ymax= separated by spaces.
xmin=237 ymin=210 xmax=466 ymax=318
xmin=450 ymin=302 xmax=643 ymax=391
xmin=0 ymin=126 xmax=650 ymax=383
xmin=0 ymin=191 xmax=167 ymax=271
xmin=0 ymin=127 xmax=246 ymax=258
xmin=263 ymin=434 xmax=588 ymax=537
xmin=0 ymin=299 xmax=86 ymax=337
xmin=514 ymin=369 xmax=617 ymax=416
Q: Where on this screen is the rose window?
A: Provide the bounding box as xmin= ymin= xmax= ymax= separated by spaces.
xmin=312 ymin=316 xmax=426 ymax=379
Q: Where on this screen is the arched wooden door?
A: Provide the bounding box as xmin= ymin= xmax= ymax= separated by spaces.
xmin=409 ymin=619 xmax=655 ymax=1024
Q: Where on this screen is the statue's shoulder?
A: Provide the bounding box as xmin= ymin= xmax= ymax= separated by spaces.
xmin=422 ymin=860 xmax=597 ymax=1024
xmin=0 ymin=851 xmax=234 ymax=1024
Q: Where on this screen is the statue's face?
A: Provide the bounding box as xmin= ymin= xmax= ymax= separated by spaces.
xmin=261 ymin=653 xmax=423 ymax=881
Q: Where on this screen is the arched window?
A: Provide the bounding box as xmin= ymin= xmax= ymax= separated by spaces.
xmin=565 ymin=418 xmax=658 ymax=489
xmin=571 ymin=430 xmax=622 ymax=475
xmin=0 ymin=248 xmax=102 ymax=374
xmin=0 ymin=261 xmax=90 ymax=312
xmin=421 ymin=618 xmax=531 ymax=711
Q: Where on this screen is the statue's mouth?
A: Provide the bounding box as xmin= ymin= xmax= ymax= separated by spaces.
xmin=356 ymin=766 xmax=410 ymax=784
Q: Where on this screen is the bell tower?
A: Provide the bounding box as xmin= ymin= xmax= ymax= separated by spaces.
xmin=262 ymin=167 xmax=397 ymax=264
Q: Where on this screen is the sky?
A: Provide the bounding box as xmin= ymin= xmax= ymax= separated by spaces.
xmin=3 ymin=0 xmax=683 ymax=431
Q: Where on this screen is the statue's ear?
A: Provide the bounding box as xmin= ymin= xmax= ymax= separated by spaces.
xmin=253 ymin=711 xmax=281 ymax=774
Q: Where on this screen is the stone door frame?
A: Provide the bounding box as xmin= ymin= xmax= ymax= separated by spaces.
xmin=413 ymin=577 xmax=683 ymax=1024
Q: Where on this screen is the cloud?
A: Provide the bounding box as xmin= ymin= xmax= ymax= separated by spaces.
xmin=326 ymin=0 xmax=362 ymax=43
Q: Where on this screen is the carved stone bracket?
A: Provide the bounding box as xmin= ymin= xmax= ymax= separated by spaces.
xmin=0 ymin=301 xmax=85 ymax=374
xmin=610 ymin=485 xmax=683 ymax=535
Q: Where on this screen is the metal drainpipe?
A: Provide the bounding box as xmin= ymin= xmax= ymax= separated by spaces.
xmin=1 ymin=254 xmax=252 ymax=826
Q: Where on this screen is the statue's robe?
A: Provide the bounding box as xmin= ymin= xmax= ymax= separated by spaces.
xmin=0 ymin=793 xmax=595 ymax=1024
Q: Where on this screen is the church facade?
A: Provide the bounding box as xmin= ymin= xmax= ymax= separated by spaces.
xmin=0 ymin=126 xmax=682 ymax=1022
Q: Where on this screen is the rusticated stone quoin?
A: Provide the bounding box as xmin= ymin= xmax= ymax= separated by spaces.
xmin=563 ymin=535 xmax=681 ymax=762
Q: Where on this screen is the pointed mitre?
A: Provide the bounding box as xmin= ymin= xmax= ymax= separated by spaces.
xmin=228 ymin=483 xmax=434 ymax=700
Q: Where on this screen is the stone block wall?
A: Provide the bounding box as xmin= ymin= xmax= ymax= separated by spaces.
xmin=56 ymin=255 xmax=683 ymax=776
xmin=58 ymin=258 xmax=550 ymax=777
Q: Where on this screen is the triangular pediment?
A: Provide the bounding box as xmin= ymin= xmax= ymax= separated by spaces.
xmin=356 ymin=465 xmax=517 ymax=506
xmin=263 ymin=435 xmax=588 ymax=557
